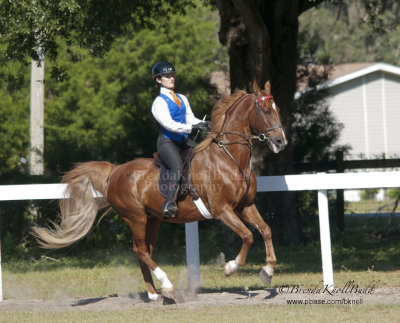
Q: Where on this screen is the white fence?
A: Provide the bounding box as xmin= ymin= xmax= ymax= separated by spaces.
xmin=1 ymin=171 xmax=400 ymax=301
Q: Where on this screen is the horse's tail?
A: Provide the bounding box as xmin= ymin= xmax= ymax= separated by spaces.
xmin=31 ymin=161 xmax=116 ymax=249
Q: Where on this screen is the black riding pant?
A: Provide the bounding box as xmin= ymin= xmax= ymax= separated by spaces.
xmin=157 ymin=135 xmax=196 ymax=201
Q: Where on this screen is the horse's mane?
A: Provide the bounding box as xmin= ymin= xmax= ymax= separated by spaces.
xmin=195 ymin=90 xmax=248 ymax=153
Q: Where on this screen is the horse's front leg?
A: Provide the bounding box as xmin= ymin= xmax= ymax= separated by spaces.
xmin=240 ymin=203 xmax=276 ymax=285
xmin=216 ymin=204 xmax=254 ymax=276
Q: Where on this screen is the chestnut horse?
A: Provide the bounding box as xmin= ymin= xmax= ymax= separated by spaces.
xmin=32 ymin=81 xmax=287 ymax=301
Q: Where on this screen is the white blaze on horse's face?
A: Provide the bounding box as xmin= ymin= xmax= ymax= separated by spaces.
xmin=259 ymin=98 xmax=287 ymax=153
xmin=271 ymin=101 xmax=287 ymax=148
xmin=253 ymin=81 xmax=287 ymax=153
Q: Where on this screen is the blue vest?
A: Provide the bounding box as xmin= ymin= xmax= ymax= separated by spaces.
xmin=159 ymin=93 xmax=188 ymax=142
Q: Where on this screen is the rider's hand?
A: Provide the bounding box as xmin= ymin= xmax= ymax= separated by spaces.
xmin=204 ymin=121 xmax=212 ymax=130
xmin=192 ymin=122 xmax=211 ymax=132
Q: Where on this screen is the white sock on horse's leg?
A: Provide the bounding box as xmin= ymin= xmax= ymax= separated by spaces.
xmin=265 ymin=265 xmax=274 ymax=276
xmin=147 ymin=292 xmax=159 ymax=301
xmin=152 ymin=267 xmax=173 ymax=289
xmin=224 ymin=257 xmax=239 ymax=276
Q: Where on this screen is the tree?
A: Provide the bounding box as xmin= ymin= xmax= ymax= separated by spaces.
xmin=0 ymin=0 xmax=389 ymax=244
xmin=0 ymin=0 xmax=195 ymax=63
xmin=0 ymin=3 xmax=227 ymax=254
xmin=43 ymin=5 xmax=224 ymax=173
xmin=0 ymin=2 xmax=225 ymax=174
xmin=213 ymin=0 xmax=319 ymax=243
xmin=213 ymin=0 xmax=392 ymax=243
xmin=0 ymin=65 xmax=30 ymax=174
xmin=298 ymin=1 xmax=400 ymax=65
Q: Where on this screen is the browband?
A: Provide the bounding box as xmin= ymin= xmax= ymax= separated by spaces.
xmin=256 ymin=95 xmax=273 ymax=102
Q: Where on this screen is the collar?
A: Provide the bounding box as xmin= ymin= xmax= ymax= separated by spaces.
xmin=160 ymin=86 xmax=175 ymax=96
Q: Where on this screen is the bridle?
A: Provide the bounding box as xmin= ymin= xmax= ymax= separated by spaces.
xmin=210 ymin=94 xmax=282 ymax=144
xmin=210 ymin=93 xmax=283 ymax=209
xmin=254 ymin=95 xmax=282 ymax=141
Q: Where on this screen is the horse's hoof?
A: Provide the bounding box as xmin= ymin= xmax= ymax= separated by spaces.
xmin=260 ymin=266 xmax=273 ymax=286
xmin=161 ymin=288 xmax=175 ymax=303
xmin=224 ymin=260 xmax=238 ymax=276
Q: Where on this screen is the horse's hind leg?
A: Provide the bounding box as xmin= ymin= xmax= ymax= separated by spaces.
xmin=122 ymin=213 xmax=174 ymax=301
xmin=137 ymin=217 xmax=161 ymax=301
xmin=240 ymin=203 xmax=276 ymax=286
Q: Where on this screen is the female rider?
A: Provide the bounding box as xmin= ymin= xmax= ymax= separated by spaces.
xmin=151 ymin=61 xmax=211 ymax=219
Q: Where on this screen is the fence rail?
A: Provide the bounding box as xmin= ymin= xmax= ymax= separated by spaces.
xmin=295 ymin=152 xmax=400 ymax=232
xmin=1 ymin=171 xmax=400 ymax=301
xmin=294 ymin=151 xmax=400 ymax=173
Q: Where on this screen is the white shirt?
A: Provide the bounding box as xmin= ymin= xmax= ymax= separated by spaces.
xmin=151 ymin=87 xmax=202 ymax=134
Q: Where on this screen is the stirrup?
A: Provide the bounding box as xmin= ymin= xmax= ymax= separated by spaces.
xmin=162 ymin=201 xmax=178 ymax=219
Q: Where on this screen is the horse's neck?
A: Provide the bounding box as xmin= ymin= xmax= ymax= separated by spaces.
xmin=212 ymin=96 xmax=253 ymax=168
xmin=223 ymin=94 xmax=252 ymax=136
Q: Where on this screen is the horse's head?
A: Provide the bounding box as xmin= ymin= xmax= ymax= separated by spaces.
xmin=251 ymin=81 xmax=287 ymax=153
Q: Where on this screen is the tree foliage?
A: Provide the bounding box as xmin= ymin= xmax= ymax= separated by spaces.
xmin=44 ymin=5 xmax=224 ymax=173
xmin=292 ymin=64 xmax=350 ymax=163
xmin=299 ymin=0 xmax=400 ymax=65
xmin=1 ymin=0 xmax=398 ymax=251
xmin=0 ymin=63 xmax=30 ymax=174
xmin=0 ymin=3 xmax=230 ymax=257
xmin=0 ymin=0 xmax=195 ymax=63
xmin=0 ymin=3 xmax=226 ymax=175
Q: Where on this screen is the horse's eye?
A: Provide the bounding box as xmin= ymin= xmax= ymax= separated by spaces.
xmin=262 ymin=109 xmax=271 ymax=115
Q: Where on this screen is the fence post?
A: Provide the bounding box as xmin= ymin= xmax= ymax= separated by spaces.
xmin=185 ymin=222 xmax=201 ymax=291
xmin=335 ymin=150 xmax=345 ymax=232
xmin=318 ymin=189 xmax=334 ymax=289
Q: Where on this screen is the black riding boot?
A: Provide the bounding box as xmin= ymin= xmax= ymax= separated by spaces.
xmin=162 ymin=179 xmax=180 ymax=219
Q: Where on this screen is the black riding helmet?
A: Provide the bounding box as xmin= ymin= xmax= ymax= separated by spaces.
xmin=151 ymin=61 xmax=176 ymax=81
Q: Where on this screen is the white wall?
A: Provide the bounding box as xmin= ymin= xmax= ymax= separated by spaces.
xmin=328 ymin=71 xmax=400 ymax=158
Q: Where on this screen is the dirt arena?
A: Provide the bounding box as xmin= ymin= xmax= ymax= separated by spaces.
xmin=1 ymin=287 xmax=399 ymax=311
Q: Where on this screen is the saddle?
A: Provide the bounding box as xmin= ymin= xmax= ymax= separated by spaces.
xmin=153 ymin=149 xmax=193 ymax=169
xmin=153 ymin=150 xmax=199 ymax=200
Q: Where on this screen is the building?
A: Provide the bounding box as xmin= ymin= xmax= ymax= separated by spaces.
xmin=320 ymin=62 xmax=400 ymax=159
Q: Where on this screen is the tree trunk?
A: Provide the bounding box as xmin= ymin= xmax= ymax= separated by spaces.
xmin=215 ymin=0 xmax=304 ymax=243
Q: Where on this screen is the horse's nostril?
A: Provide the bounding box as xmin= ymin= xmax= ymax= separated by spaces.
xmin=274 ymin=138 xmax=286 ymax=149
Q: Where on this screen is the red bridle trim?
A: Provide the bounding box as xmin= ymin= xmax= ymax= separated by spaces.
xmin=256 ymin=95 xmax=273 ymax=102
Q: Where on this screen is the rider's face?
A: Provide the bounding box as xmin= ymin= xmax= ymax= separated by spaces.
xmin=157 ymin=74 xmax=175 ymax=89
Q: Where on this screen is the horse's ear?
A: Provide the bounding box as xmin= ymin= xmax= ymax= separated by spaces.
xmin=264 ymin=81 xmax=271 ymax=95
xmin=253 ymin=80 xmax=262 ymax=96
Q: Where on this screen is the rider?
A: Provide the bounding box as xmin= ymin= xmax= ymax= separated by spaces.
xmin=151 ymin=61 xmax=211 ymax=219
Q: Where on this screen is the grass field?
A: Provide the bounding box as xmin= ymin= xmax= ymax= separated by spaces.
xmin=1 ymin=304 xmax=399 ymax=323
xmin=2 ymin=259 xmax=400 ymax=322
xmin=1 ymin=213 xmax=400 ymax=321
xmin=3 ymin=259 xmax=400 ymax=300
xmin=2 ymin=243 xmax=400 ymax=322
